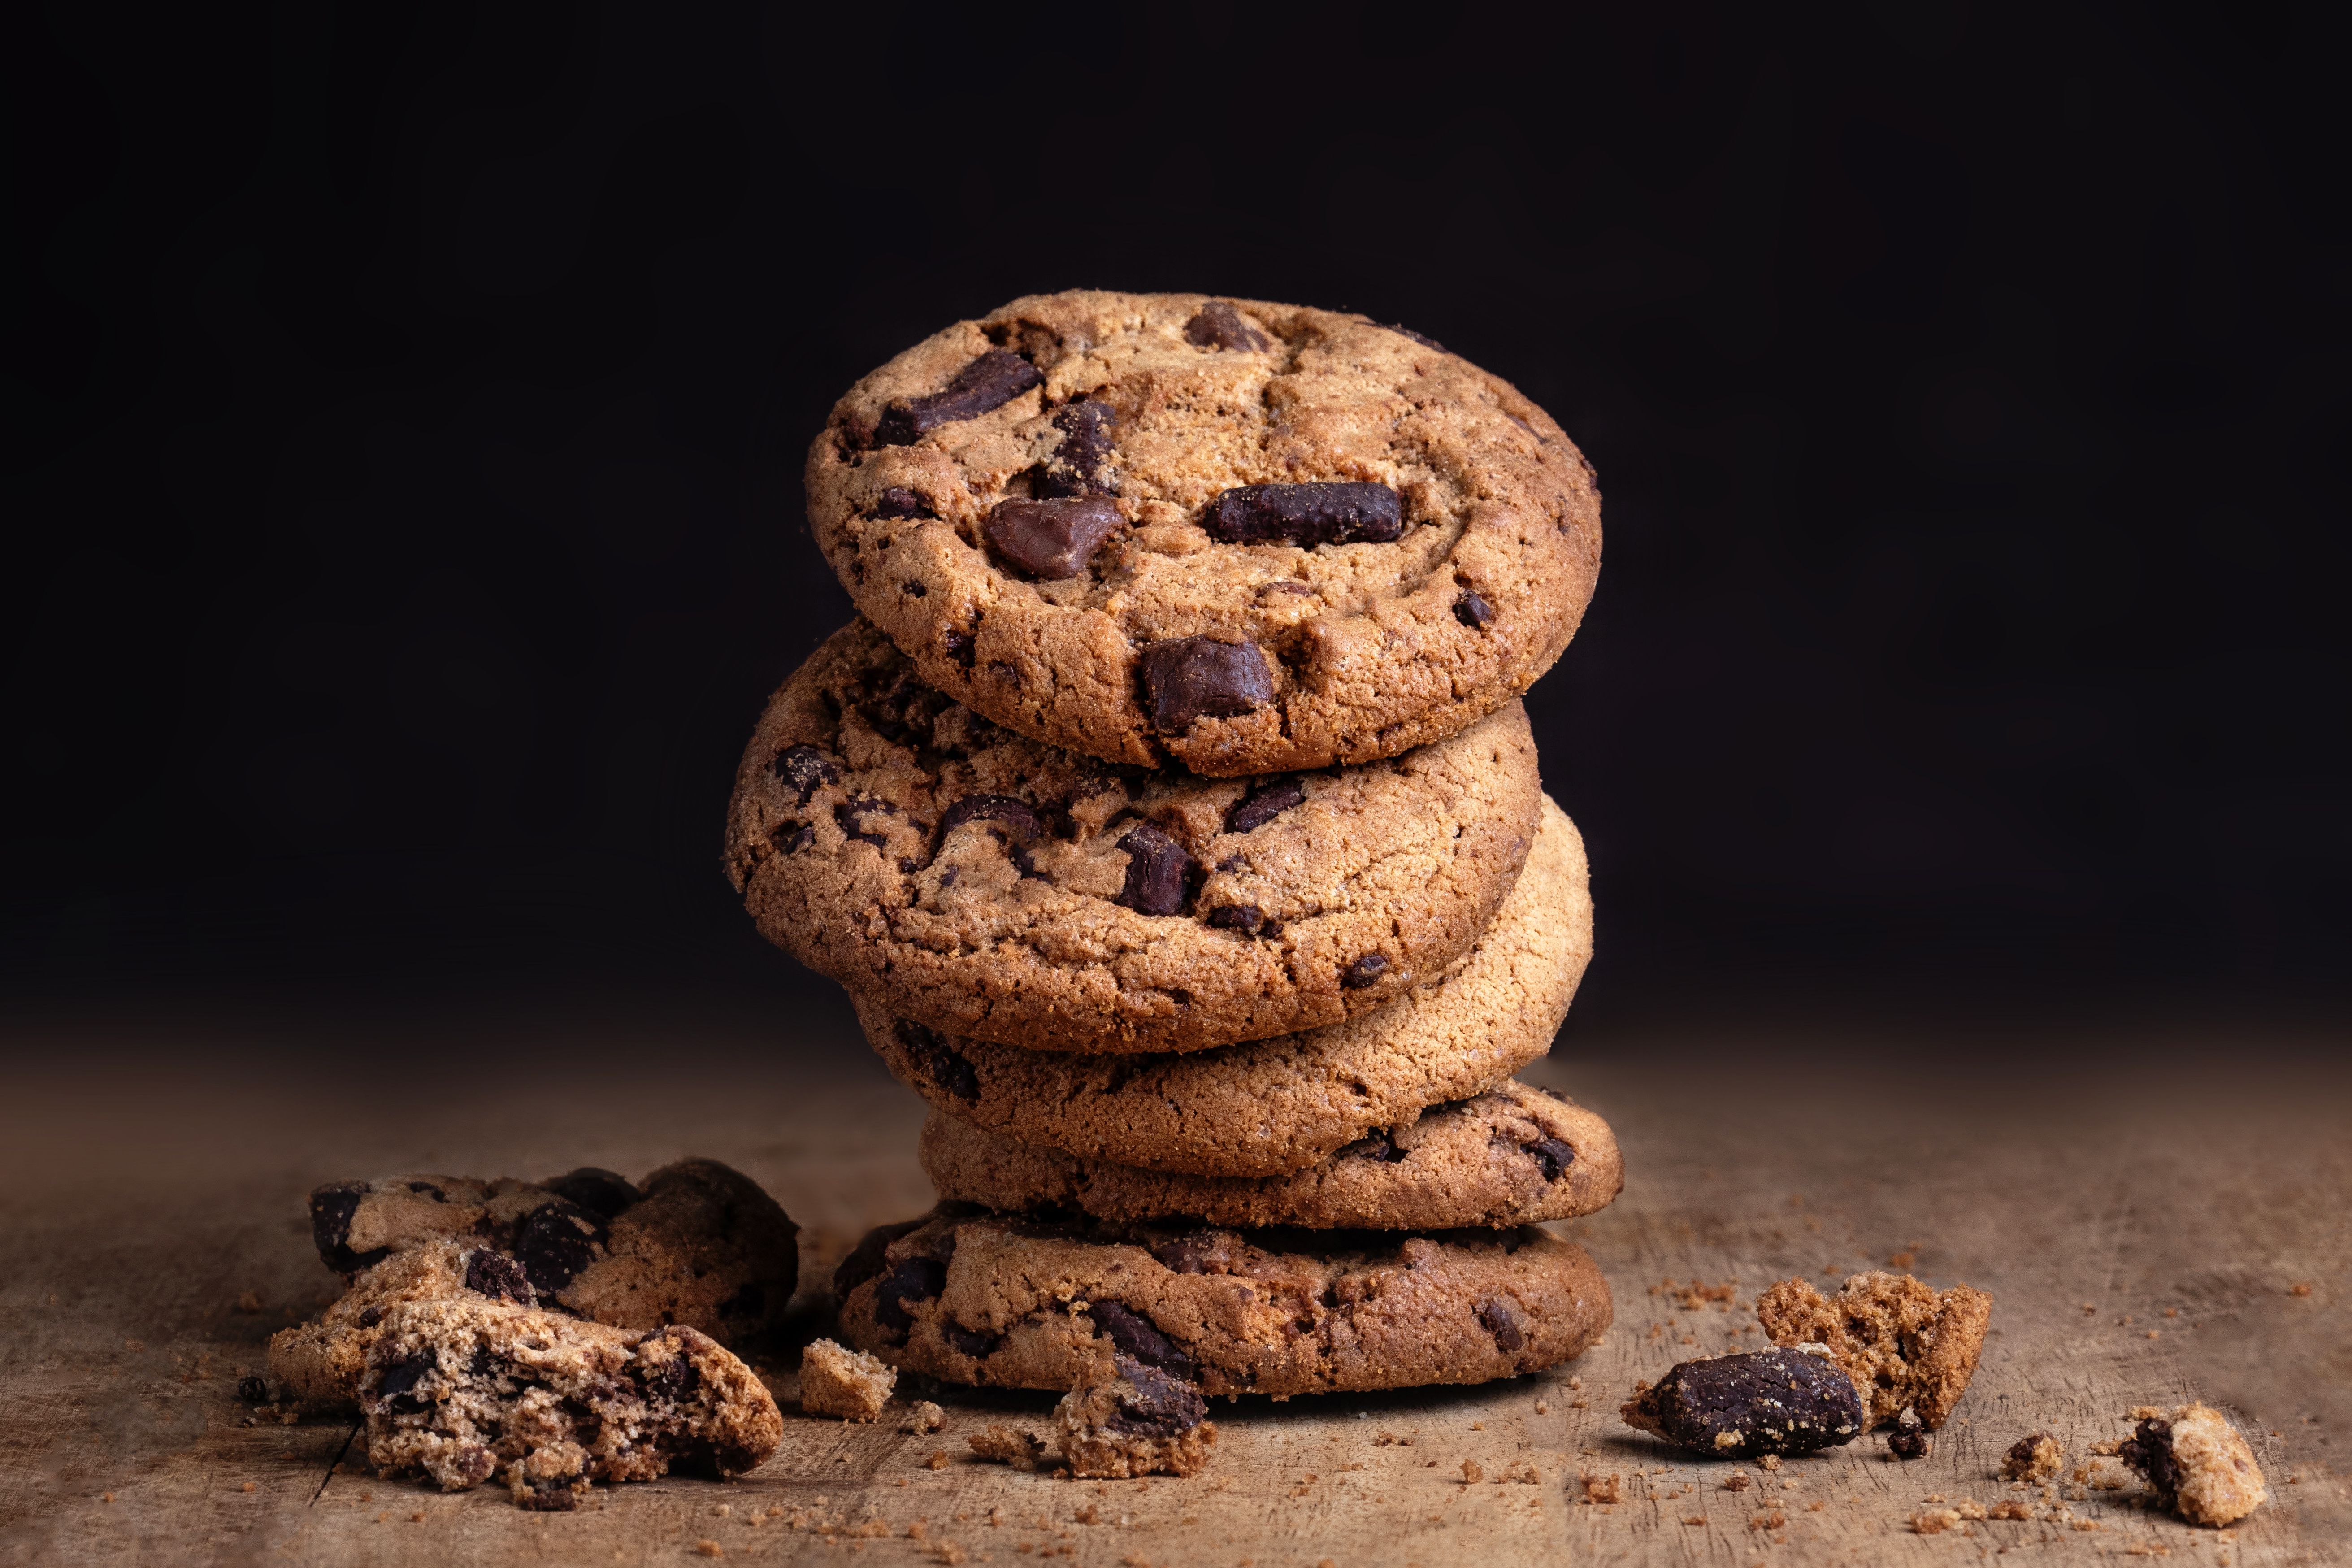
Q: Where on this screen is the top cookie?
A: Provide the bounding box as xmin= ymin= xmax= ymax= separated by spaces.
xmin=806 ymin=290 xmax=1602 ymax=775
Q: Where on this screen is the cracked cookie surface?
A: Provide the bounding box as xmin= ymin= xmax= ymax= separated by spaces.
xmin=833 ymin=1206 xmax=1610 ymax=1399
xmin=725 ymin=619 xmax=1541 ymax=1053
xmin=857 ymin=795 xmax=1588 ymax=1173
xmin=919 ymin=1078 xmax=1621 ymax=1230
xmin=807 ymin=290 xmax=1602 ymax=775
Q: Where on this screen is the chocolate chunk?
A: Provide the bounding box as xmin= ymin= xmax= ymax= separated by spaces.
xmin=466 ymin=1343 xmax=496 ymax=1378
xmin=513 ymin=1202 xmax=603 ymax=1295
xmin=1476 ymin=1299 xmax=1526 ymax=1353
xmin=1224 ymin=777 xmax=1306 ymax=834
xmin=1525 ymin=1136 xmax=1576 ymax=1182
xmin=1141 ymin=637 xmax=1274 ymax=734
xmin=771 ymin=743 xmax=839 ymax=804
xmin=943 ymin=627 xmax=976 ymax=668
xmin=896 ymin=1018 xmax=981 ymax=1101
xmin=1204 ymin=482 xmax=1404 ymax=547
xmin=373 ymin=1352 xmax=435 ymax=1414
xmin=1342 ymin=1130 xmax=1408 ymax=1164
xmin=1149 ymin=1230 xmax=1222 ymax=1275
xmin=836 ymin=798 xmax=895 ymax=849
xmin=873 ymin=350 xmax=1041 ymax=446
xmin=1206 ymin=903 xmax=1265 ymax=934
xmin=1453 ymin=589 xmax=1494 ymax=628
xmin=1340 ymin=953 xmax=1389 ymax=989
xmin=237 ymin=1375 xmax=269 ymax=1403
xmin=357 ymin=1305 xmax=384 ymax=1329
xmin=308 ymin=1182 xmax=388 ymax=1275
xmin=872 ymin=486 xmax=935 ymax=520
xmin=1102 ymin=1353 xmax=1209 ymax=1437
xmin=1182 ymin=300 xmax=1268 ymax=352
xmin=1033 ymin=400 xmax=1118 ymax=498
xmin=1089 ymin=1301 xmax=1196 ymax=1381
xmin=832 ymin=1217 xmax=930 ymax=1302
xmin=639 ymin=1346 xmax=701 ymax=1405
xmin=872 ymin=1256 xmax=950 ymax=1342
xmin=447 ymin=1442 xmax=497 ymax=1486
xmin=985 ymin=496 xmax=1126 ymax=578
xmin=1887 ymin=1422 xmax=1931 ymax=1460
xmin=2121 ymin=1418 xmax=2183 ymax=1509
xmin=462 ymin=1249 xmax=536 ymax=1305
xmin=1621 ymin=1349 xmax=1866 ymax=1458
xmin=1386 ymin=323 xmax=1446 ymax=352
xmin=540 ymin=1168 xmax=642 ymax=1221
xmin=516 ymin=1480 xmax=577 ymax=1512
xmin=769 ymin=820 xmax=813 ymax=855
xmin=937 ymin=794 xmax=1043 ymax=845
xmin=1115 ymin=823 xmax=1196 ymax=916
xmin=942 ymin=1321 xmax=1002 ymax=1359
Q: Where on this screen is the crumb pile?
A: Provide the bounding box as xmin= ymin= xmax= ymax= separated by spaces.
xmin=728 ymin=293 xmax=1619 ymax=1478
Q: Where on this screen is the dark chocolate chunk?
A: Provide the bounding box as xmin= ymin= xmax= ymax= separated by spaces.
xmin=1341 ymin=1130 xmax=1407 ymax=1164
xmin=1205 ymin=903 xmax=1264 ymax=934
xmin=1525 ymin=1136 xmax=1576 ymax=1182
xmin=943 ymin=627 xmax=976 ymax=668
xmin=1204 ymin=482 xmax=1404 ymax=547
xmin=872 ymin=1256 xmax=950 ymax=1343
xmin=769 ymin=820 xmax=813 ymax=855
xmin=513 ymin=1202 xmax=603 ymax=1295
xmin=373 ymin=1352 xmax=435 ymax=1414
xmin=357 ymin=1305 xmax=385 ymax=1329
xmin=308 ymin=1182 xmax=389 ymax=1275
xmin=771 ymin=743 xmax=839 ymax=804
xmin=1340 ymin=953 xmax=1389 ymax=989
xmin=942 ymin=1320 xmax=1002 ymax=1359
xmin=1115 ymin=823 xmax=1196 ymax=916
xmin=1150 ymin=1230 xmax=1221 ymax=1275
xmin=1622 ymin=1348 xmax=1866 ymax=1457
xmin=896 ymin=1018 xmax=981 ymax=1101
xmin=2120 ymin=1418 xmax=2183 ymax=1509
xmin=937 ymin=794 xmax=1042 ymax=845
xmin=462 ymin=1249 xmax=536 ymax=1305
xmin=872 ymin=350 xmax=1042 ymax=447
xmin=831 ymin=1217 xmax=930 ymax=1303
xmin=446 ymin=1442 xmax=497 ymax=1486
xmin=1453 ymin=589 xmax=1494 ymax=628
xmin=1033 ymin=400 xmax=1119 ymax=498
xmin=1385 ymin=323 xmax=1446 ymax=352
xmin=1224 ymin=777 xmax=1306 ymax=834
xmin=540 ymin=1168 xmax=642 ymax=1221
xmin=1887 ymin=1422 xmax=1931 ymax=1460
xmin=639 ymin=1345 xmax=701 ymax=1405
xmin=836 ymin=798 xmax=895 ymax=849
xmin=1103 ymin=1353 xmax=1209 ymax=1437
xmin=985 ymin=496 xmax=1126 ymax=579
xmin=466 ymin=1342 xmax=496 ymax=1378
xmin=1089 ymin=1300 xmax=1196 ymax=1381
xmin=516 ymin=1479 xmax=578 ymax=1512
xmin=1182 ymin=300 xmax=1269 ymax=353
xmin=872 ymin=486 xmax=935 ymax=520
xmin=1476 ymin=1299 xmax=1526 ymax=1353
xmin=1141 ymin=637 xmax=1274 ymax=734
xmin=237 ymin=1375 xmax=269 ymax=1403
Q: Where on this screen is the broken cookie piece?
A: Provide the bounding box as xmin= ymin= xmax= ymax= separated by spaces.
xmin=2001 ymin=1432 xmax=2063 ymax=1482
xmin=2119 ymin=1403 xmax=2268 ymax=1527
xmin=1055 ymin=1353 xmax=1218 ymax=1479
xmin=1620 ymin=1346 xmax=1865 ymax=1457
xmin=1755 ymin=1270 xmax=1991 ymax=1429
xmin=799 ymin=1338 xmax=895 ymax=1421
xmin=968 ymin=1425 xmax=1054 ymax=1472
xmin=360 ymin=1297 xmax=781 ymax=1509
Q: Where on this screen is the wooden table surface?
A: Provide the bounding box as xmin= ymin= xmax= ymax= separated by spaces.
xmin=2 ymin=1000 xmax=2344 ymax=1566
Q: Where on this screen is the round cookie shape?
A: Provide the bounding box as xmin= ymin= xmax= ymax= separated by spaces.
xmin=833 ymin=1207 xmax=1612 ymax=1400
xmin=860 ymin=795 xmax=1590 ymax=1173
xmin=806 ymin=290 xmax=1603 ymax=776
xmin=725 ymin=620 xmax=1543 ymax=1053
xmin=918 ymin=1079 xmax=1623 ymax=1231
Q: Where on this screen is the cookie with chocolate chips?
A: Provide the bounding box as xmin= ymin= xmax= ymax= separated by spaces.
xmin=724 ymin=619 xmax=1543 ymax=1053
xmin=833 ymin=1206 xmax=1611 ymax=1399
xmin=918 ymin=1078 xmax=1621 ymax=1230
xmin=857 ymin=794 xmax=1589 ymax=1174
xmin=806 ymin=290 xmax=1602 ymax=776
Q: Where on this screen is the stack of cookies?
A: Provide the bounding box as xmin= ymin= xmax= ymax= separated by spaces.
xmin=725 ymin=290 xmax=1616 ymax=1472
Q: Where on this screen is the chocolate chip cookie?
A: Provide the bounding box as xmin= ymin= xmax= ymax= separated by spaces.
xmin=918 ymin=1079 xmax=1621 ymax=1230
xmin=725 ymin=619 xmax=1542 ymax=1053
xmin=806 ymin=290 xmax=1602 ymax=776
xmin=833 ymin=1207 xmax=1611 ymax=1399
xmin=859 ymin=795 xmax=1589 ymax=1174
xmin=361 ymin=1297 xmax=781 ymax=1509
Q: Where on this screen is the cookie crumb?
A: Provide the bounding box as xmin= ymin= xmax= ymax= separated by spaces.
xmin=1723 ymin=1472 xmax=1752 ymax=1491
xmin=928 ymin=1451 xmax=950 ymax=1471
xmin=1910 ymin=1507 xmax=1962 ymax=1534
xmin=2288 ymin=1282 xmax=2312 ymax=1297
xmin=800 ymin=1339 xmax=894 ymax=1422
xmin=695 ymin=1542 xmax=724 ymax=1559
xmin=1749 ymin=1509 xmax=1786 ymax=1530
xmin=969 ymin=1426 xmax=1053 ymax=1472
xmin=240 ymin=1482 xmax=256 ymax=1494
xmin=2119 ymin=1403 xmax=2269 ymax=1526
xmin=2002 ymin=1433 xmax=2063 ymax=1482
xmin=1888 ymin=1418 xmax=1931 ymax=1460
xmin=904 ymin=1401 xmax=947 ymax=1435
xmin=1460 ymin=1460 xmax=1484 ymax=1485
xmin=1758 ymin=1454 xmax=1781 ymax=1472
xmin=1580 ymin=1473 xmax=1620 ymax=1503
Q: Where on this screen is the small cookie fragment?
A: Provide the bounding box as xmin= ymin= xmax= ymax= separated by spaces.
xmin=1886 ymin=1416 xmax=1931 ymax=1460
xmin=1054 ymin=1354 xmax=1218 ymax=1479
xmin=799 ymin=1339 xmax=894 ymax=1421
xmin=903 ymin=1400 xmax=946 ymax=1435
xmin=1620 ymin=1347 xmax=1865 ymax=1457
xmin=1756 ymin=1270 xmax=1992 ymax=1429
xmin=968 ymin=1425 xmax=1053 ymax=1472
xmin=2119 ymin=1403 xmax=2268 ymax=1527
xmin=2001 ymin=1432 xmax=2063 ymax=1482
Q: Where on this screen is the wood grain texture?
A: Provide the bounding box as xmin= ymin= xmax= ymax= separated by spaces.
xmin=1 ymin=1005 xmax=2344 ymax=1565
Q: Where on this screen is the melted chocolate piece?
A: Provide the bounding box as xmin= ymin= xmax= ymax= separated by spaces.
xmin=1114 ymin=823 xmax=1196 ymax=916
xmin=771 ymin=743 xmax=839 ymax=804
xmin=1089 ymin=1301 xmax=1197 ymax=1381
xmin=937 ymin=794 xmax=1043 ymax=845
xmin=943 ymin=626 xmax=977 ymax=668
xmin=1204 ymin=482 xmax=1403 ymax=547
xmin=462 ymin=1249 xmax=536 ymax=1305
xmin=896 ymin=1018 xmax=981 ymax=1101
xmin=836 ymin=798 xmax=895 ymax=848
xmin=1205 ymin=903 xmax=1266 ymax=934
xmin=540 ymin=1168 xmax=642 ymax=1221
xmin=2121 ymin=1418 xmax=2184 ymax=1509
xmin=1149 ymin=1230 xmax=1222 ymax=1274
xmin=1525 ymin=1137 xmax=1576 ymax=1182
xmin=871 ymin=486 xmax=935 ymax=520
xmin=1626 ymin=1349 xmax=1866 ymax=1457
xmin=1033 ymin=400 xmax=1118 ymax=498
xmin=1224 ymin=777 xmax=1305 ymax=834
xmin=942 ymin=1320 xmax=1002 ymax=1359
xmin=832 ymin=1217 xmax=930 ymax=1302
xmin=1476 ymin=1299 xmax=1525 ymax=1353
xmin=1182 ymin=300 xmax=1268 ymax=352
xmin=1454 ymin=589 xmax=1494 ymax=628
xmin=1340 ymin=953 xmax=1389 ymax=989
xmin=373 ymin=1352 xmax=435 ymax=1414
xmin=1141 ymin=637 xmax=1274 ymax=734
xmin=872 ymin=1256 xmax=949 ymax=1343
xmin=873 ymin=351 xmax=1041 ymax=447
xmin=513 ymin=1202 xmax=603 ymax=1295
xmin=1102 ymin=1353 xmax=1209 ymax=1437
xmin=985 ymin=496 xmax=1126 ymax=578
xmin=308 ymin=1182 xmax=388 ymax=1275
